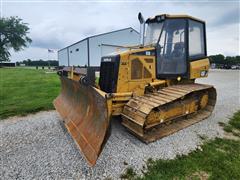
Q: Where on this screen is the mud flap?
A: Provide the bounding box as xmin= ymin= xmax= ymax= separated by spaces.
xmin=53 ymin=76 xmax=110 ymax=166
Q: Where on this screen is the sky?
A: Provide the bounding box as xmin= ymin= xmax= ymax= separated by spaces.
xmin=1 ymin=0 xmax=240 ymax=62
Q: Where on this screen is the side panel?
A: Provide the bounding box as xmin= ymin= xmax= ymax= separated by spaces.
xmin=190 ymin=58 xmax=209 ymax=79
xmin=58 ymin=48 xmax=69 ymax=66
xmin=68 ymin=40 xmax=88 ymax=66
xmin=101 ymin=46 xmax=129 ymax=56
xmin=115 ymin=53 xmax=130 ymax=93
xmin=89 ymin=29 xmax=139 ymax=66
xmin=117 ymin=53 xmax=156 ymax=96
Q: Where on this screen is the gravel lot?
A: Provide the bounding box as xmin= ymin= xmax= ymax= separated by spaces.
xmin=1 ymin=70 xmax=239 ymax=179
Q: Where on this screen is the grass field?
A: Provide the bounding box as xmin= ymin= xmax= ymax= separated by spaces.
xmin=0 ymin=68 xmax=60 ymax=119
xmin=121 ymin=111 xmax=240 ymax=180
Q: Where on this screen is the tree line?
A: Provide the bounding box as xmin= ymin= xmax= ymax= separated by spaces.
xmin=209 ymin=54 xmax=240 ymax=68
xmin=16 ymin=59 xmax=58 ymax=66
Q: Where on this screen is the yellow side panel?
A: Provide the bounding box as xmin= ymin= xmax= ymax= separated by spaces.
xmin=127 ymin=55 xmax=156 ymax=96
xmin=116 ymin=53 xmax=156 ymax=96
xmin=116 ymin=53 xmax=131 ymax=93
xmin=190 ymin=58 xmax=210 ymax=79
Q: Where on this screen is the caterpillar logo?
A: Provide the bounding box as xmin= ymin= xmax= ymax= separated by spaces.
xmin=103 ymin=58 xmax=112 ymax=62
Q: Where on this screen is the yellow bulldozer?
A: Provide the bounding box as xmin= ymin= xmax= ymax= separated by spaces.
xmin=54 ymin=13 xmax=217 ymax=166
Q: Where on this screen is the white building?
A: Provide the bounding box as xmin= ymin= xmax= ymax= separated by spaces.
xmin=58 ymin=27 xmax=139 ymax=66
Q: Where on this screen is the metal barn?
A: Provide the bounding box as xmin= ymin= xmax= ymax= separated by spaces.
xmin=58 ymin=27 xmax=139 ymax=66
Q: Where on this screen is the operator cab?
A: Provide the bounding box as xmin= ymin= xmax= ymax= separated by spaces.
xmin=145 ymin=14 xmax=207 ymax=79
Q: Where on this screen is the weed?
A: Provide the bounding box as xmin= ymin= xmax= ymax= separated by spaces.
xmin=120 ymin=167 xmax=137 ymax=179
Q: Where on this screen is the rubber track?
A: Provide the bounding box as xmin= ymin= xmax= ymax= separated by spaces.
xmin=121 ymin=83 xmax=217 ymax=143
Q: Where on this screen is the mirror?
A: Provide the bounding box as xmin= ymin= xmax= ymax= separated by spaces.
xmin=138 ymin=12 xmax=145 ymax=24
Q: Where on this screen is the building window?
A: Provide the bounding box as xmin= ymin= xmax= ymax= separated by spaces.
xmin=76 ymin=48 xmax=79 ymax=52
xmin=70 ymin=50 xmax=72 ymax=53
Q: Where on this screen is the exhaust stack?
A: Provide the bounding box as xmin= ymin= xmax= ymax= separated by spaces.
xmin=138 ymin=12 xmax=145 ymax=46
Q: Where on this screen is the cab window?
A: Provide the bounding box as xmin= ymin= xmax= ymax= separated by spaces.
xmin=157 ymin=19 xmax=187 ymax=75
xmin=188 ymin=20 xmax=206 ymax=59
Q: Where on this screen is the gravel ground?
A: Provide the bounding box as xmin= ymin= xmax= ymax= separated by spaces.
xmin=1 ymin=70 xmax=239 ymax=179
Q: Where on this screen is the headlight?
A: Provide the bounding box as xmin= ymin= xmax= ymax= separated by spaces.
xmin=200 ymin=70 xmax=208 ymax=77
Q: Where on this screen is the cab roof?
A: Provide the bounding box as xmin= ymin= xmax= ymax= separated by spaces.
xmin=146 ymin=14 xmax=205 ymax=23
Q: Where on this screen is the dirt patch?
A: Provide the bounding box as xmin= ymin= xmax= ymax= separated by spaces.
xmin=187 ymin=171 xmax=209 ymax=180
xmin=223 ymin=132 xmax=240 ymax=141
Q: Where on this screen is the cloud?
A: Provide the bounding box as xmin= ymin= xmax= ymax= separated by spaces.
xmin=3 ymin=1 xmax=239 ymax=61
xmin=210 ymin=7 xmax=239 ymax=27
xmin=207 ymin=23 xmax=239 ymax=56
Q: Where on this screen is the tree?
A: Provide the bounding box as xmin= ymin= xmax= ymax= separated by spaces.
xmin=0 ymin=16 xmax=32 ymax=62
xmin=209 ymin=54 xmax=225 ymax=64
xmin=209 ymin=54 xmax=240 ymax=68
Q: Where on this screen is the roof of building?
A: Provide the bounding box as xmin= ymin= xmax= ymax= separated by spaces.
xmin=59 ymin=27 xmax=139 ymax=52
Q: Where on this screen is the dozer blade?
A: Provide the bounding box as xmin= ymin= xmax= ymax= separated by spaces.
xmin=53 ymin=76 xmax=110 ymax=166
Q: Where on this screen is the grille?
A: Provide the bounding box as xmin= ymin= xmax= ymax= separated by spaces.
xmin=99 ymin=55 xmax=120 ymax=93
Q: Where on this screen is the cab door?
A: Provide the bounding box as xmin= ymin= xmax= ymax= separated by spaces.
xmin=156 ymin=19 xmax=187 ymax=79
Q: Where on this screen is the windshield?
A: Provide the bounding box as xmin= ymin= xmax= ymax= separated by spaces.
xmin=145 ymin=22 xmax=164 ymax=45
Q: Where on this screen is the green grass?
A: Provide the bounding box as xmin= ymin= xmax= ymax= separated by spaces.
xmin=121 ymin=111 xmax=240 ymax=180
xmin=121 ymin=167 xmax=137 ymax=179
xmin=219 ymin=113 xmax=240 ymax=137
xmin=96 ymin=76 xmax=100 ymax=84
xmin=0 ymin=68 xmax=60 ymax=119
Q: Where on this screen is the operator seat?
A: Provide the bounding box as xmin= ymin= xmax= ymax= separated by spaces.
xmin=171 ymin=42 xmax=186 ymax=74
